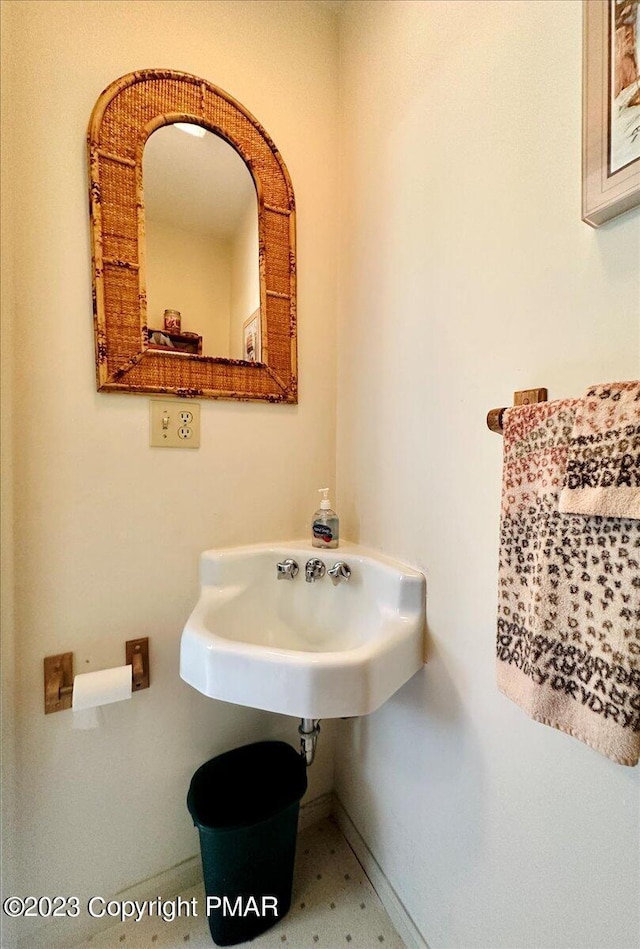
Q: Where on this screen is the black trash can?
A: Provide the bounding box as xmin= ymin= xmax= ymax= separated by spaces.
xmin=187 ymin=741 xmax=308 ymax=947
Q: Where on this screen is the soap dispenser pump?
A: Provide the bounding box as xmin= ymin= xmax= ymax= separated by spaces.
xmin=312 ymin=488 xmax=339 ymax=549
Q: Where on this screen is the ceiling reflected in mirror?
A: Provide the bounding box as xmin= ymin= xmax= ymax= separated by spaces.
xmin=143 ymin=124 xmax=260 ymax=360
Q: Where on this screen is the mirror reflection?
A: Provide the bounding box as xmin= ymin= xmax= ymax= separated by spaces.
xmin=143 ymin=123 xmax=260 ymax=360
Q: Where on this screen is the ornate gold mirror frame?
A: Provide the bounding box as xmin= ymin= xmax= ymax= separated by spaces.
xmin=88 ymin=69 xmax=297 ymax=402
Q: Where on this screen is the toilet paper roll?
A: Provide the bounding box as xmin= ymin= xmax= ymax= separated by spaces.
xmin=72 ymin=664 xmax=132 ymax=711
xmin=72 ymin=706 xmax=105 ymax=730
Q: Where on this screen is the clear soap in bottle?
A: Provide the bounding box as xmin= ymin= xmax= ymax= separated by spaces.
xmin=312 ymin=488 xmax=339 ymax=549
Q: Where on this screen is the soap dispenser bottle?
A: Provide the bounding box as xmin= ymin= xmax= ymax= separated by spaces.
xmin=312 ymin=488 xmax=339 ymax=549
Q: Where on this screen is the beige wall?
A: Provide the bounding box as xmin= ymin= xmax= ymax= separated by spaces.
xmin=0 ymin=4 xmax=18 ymax=946
xmin=335 ymin=2 xmax=639 ymax=948
xmin=146 ymin=218 xmax=232 ymax=357
xmin=230 ymin=200 xmax=261 ymax=360
xmin=0 ymin=1 xmax=338 ymax=945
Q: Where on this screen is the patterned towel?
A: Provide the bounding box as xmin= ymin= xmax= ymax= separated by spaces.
xmin=497 ymin=399 xmax=640 ymax=766
xmin=558 ymin=381 xmax=640 ymax=519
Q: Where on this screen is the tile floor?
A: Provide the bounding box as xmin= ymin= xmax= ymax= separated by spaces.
xmin=77 ymin=818 xmax=405 ymax=949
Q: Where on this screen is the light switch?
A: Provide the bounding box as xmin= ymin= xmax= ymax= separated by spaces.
xmin=150 ymin=400 xmax=200 ymax=448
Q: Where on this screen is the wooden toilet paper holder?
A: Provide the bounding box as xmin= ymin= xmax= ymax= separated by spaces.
xmin=44 ymin=637 xmax=149 ymax=714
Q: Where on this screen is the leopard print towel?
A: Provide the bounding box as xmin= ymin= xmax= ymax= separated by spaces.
xmin=497 ymin=399 xmax=640 ymax=766
xmin=558 ymin=381 xmax=640 ymax=519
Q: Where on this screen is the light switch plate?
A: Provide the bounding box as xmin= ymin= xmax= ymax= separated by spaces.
xmin=150 ymin=400 xmax=200 ymax=448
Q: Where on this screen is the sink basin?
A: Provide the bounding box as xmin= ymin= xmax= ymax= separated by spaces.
xmin=180 ymin=541 xmax=426 ymax=719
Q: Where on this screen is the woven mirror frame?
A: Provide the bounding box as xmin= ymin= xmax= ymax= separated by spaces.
xmin=88 ymin=69 xmax=297 ymax=402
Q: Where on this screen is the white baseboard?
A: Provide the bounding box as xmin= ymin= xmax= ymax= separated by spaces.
xmin=298 ymin=790 xmax=333 ymax=831
xmin=18 ymin=854 xmax=203 ymax=949
xmin=333 ymin=797 xmax=430 ymax=949
xmin=112 ymin=853 xmax=203 ymax=903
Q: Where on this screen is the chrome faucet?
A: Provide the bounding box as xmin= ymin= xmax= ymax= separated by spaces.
xmin=328 ymin=561 xmax=351 ymax=585
xmin=276 ymin=559 xmax=299 ymax=580
xmin=305 ymin=558 xmax=326 ymax=583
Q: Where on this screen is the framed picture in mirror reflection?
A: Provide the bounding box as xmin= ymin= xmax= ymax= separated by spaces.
xmin=242 ymin=309 xmax=261 ymax=363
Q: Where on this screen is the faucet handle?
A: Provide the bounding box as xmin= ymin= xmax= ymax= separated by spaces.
xmin=328 ymin=561 xmax=351 ymax=585
xmin=305 ymin=558 xmax=326 ymax=583
xmin=276 ymin=559 xmax=299 ymax=580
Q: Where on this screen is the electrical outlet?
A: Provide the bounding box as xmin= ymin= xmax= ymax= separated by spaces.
xmin=150 ymin=400 xmax=200 ymax=448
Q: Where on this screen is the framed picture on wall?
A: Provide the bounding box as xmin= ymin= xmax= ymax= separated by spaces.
xmin=242 ymin=309 xmax=261 ymax=363
xmin=582 ymin=0 xmax=640 ymax=226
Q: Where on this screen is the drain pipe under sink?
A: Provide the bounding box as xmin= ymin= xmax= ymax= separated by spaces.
xmin=299 ymin=718 xmax=320 ymax=766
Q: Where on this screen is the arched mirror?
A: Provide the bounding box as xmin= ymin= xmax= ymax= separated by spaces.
xmin=88 ymin=70 xmax=297 ymax=402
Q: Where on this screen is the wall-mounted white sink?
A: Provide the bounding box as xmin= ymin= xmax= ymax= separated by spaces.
xmin=180 ymin=541 xmax=426 ymax=719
